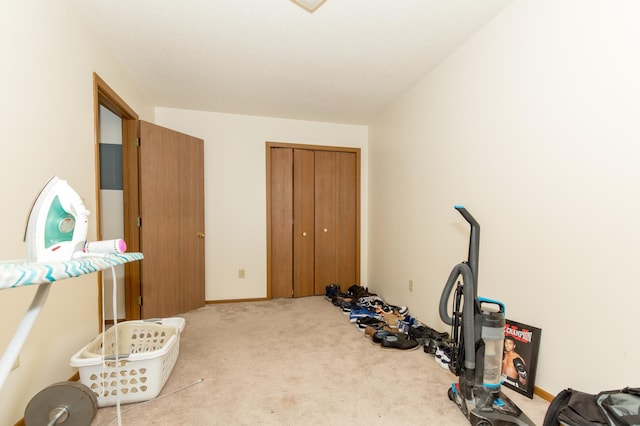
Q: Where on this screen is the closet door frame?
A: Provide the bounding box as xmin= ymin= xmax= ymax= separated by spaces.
xmin=266 ymin=142 xmax=361 ymax=299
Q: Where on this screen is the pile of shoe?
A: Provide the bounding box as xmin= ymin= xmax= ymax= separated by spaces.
xmin=325 ymin=283 xmax=450 ymax=354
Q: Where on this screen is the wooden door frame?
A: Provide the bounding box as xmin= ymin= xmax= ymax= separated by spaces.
xmin=93 ymin=73 xmax=141 ymax=324
xmin=265 ymin=141 xmax=361 ymax=299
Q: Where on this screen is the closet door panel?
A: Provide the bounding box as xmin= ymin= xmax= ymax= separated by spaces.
xmin=293 ymin=149 xmax=315 ymax=297
xmin=335 ymin=152 xmax=357 ymax=288
xmin=270 ymin=148 xmax=294 ymax=298
xmin=314 ymin=151 xmax=338 ymax=294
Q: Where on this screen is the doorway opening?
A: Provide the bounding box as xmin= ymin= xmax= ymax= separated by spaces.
xmin=93 ymin=73 xmax=141 ymax=324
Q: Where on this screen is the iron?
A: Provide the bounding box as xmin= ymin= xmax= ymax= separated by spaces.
xmin=24 ymin=176 xmax=89 ymax=263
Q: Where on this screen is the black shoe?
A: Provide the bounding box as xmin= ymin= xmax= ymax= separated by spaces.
xmin=372 ymin=329 xmax=397 ymax=344
xmin=356 ymin=317 xmax=386 ymax=331
xmin=347 ymin=284 xmax=376 ymax=300
xmin=325 ymin=283 xmax=341 ymax=299
xmin=424 ymin=337 xmax=449 ymax=355
xmin=427 ymin=328 xmax=449 ymax=340
xmin=408 ymin=325 xmax=430 ymax=344
xmin=381 ymin=333 xmax=420 ymax=350
xmin=409 ymin=325 xmax=448 ymax=344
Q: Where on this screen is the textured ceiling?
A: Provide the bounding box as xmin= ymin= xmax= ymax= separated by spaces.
xmin=71 ymin=0 xmax=512 ymax=124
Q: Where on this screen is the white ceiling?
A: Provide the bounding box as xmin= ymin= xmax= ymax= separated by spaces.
xmin=71 ymin=0 xmax=512 ymax=125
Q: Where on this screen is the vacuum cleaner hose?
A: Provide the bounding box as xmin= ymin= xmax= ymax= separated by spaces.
xmin=439 ymin=262 xmax=477 ymax=369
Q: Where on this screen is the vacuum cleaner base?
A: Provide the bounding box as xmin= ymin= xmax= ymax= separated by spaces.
xmin=448 ymin=383 xmax=535 ymax=426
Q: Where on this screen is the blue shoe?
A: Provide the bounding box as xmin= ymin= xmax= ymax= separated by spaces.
xmin=349 ymin=307 xmax=381 ymax=323
xmin=397 ymin=315 xmax=419 ymax=333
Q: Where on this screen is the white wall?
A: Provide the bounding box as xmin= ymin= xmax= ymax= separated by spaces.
xmin=369 ymin=0 xmax=640 ymax=396
xmin=155 ymin=108 xmax=369 ymax=301
xmin=0 ymin=2 xmax=152 ymax=424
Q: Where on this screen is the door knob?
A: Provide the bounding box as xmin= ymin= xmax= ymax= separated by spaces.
xmin=323 ymin=228 xmax=328 ymax=233
xmin=197 ymin=232 xmax=206 ymax=238
xmin=302 ymin=232 xmax=307 ymax=237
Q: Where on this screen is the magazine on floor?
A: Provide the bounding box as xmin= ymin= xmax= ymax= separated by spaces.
xmin=502 ymin=319 xmax=542 ymax=398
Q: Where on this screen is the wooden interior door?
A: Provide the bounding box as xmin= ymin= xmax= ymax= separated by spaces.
xmin=139 ymin=121 xmax=205 ymax=317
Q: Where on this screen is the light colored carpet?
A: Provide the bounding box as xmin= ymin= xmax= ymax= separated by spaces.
xmin=90 ymin=296 xmax=550 ymax=425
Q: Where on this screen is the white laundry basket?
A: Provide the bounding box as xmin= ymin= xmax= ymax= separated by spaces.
xmin=70 ymin=317 xmax=185 ymax=407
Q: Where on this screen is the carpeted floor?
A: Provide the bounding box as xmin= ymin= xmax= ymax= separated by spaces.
xmin=90 ymin=296 xmax=550 ymax=425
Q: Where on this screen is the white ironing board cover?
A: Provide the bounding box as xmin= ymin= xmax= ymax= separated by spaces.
xmin=0 ymin=252 xmax=144 ymax=290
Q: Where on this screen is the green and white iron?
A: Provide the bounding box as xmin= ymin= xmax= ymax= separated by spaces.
xmin=24 ymin=176 xmax=90 ymax=263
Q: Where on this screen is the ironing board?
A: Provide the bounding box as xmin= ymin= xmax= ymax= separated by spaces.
xmin=0 ymin=252 xmax=143 ymax=391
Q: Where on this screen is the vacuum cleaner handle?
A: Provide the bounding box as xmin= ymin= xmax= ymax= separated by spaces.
xmin=454 ymin=205 xmax=478 ymax=229
xmin=454 ymin=205 xmax=480 ymax=294
xmin=478 ymin=297 xmax=506 ymax=314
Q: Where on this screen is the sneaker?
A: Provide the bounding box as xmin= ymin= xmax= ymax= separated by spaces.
xmin=424 ymin=337 xmax=450 ymax=354
xmin=435 ymin=345 xmax=452 ymax=369
xmin=341 ymin=301 xmax=359 ymax=315
xmin=332 ymin=298 xmax=349 ymax=309
xmin=409 ymin=325 xmax=448 ymax=345
xmin=375 ymin=303 xmax=408 ymax=317
xmin=381 ymin=333 xmax=420 ymax=351
xmin=372 ymin=329 xmax=399 ymax=344
xmin=347 ymin=285 xmax=376 ymax=300
xmin=376 ymin=310 xmax=403 ymax=329
xmin=349 ymin=307 xmax=381 ymax=323
xmin=342 ymin=303 xmax=358 ymax=315
xmin=365 ymin=324 xmax=392 ymax=338
xmin=424 ymin=338 xmax=438 ymax=354
xmin=408 ymin=324 xmax=429 ymax=343
xmin=325 ymin=283 xmax=341 ymax=299
xmin=357 ymin=295 xmax=385 ymax=309
xmin=396 ymin=315 xmax=419 ymax=333
xmin=356 ymin=317 xmax=386 ymax=331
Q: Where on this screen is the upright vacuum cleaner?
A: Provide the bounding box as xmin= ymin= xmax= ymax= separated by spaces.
xmin=439 ymin=206 xmax=534 ymax=426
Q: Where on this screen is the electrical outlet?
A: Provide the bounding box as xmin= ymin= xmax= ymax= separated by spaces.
xmin=238 ymin=269 xmax=246 ymax=279
xmin=409 ymin=280 xmax=414 ymax=292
